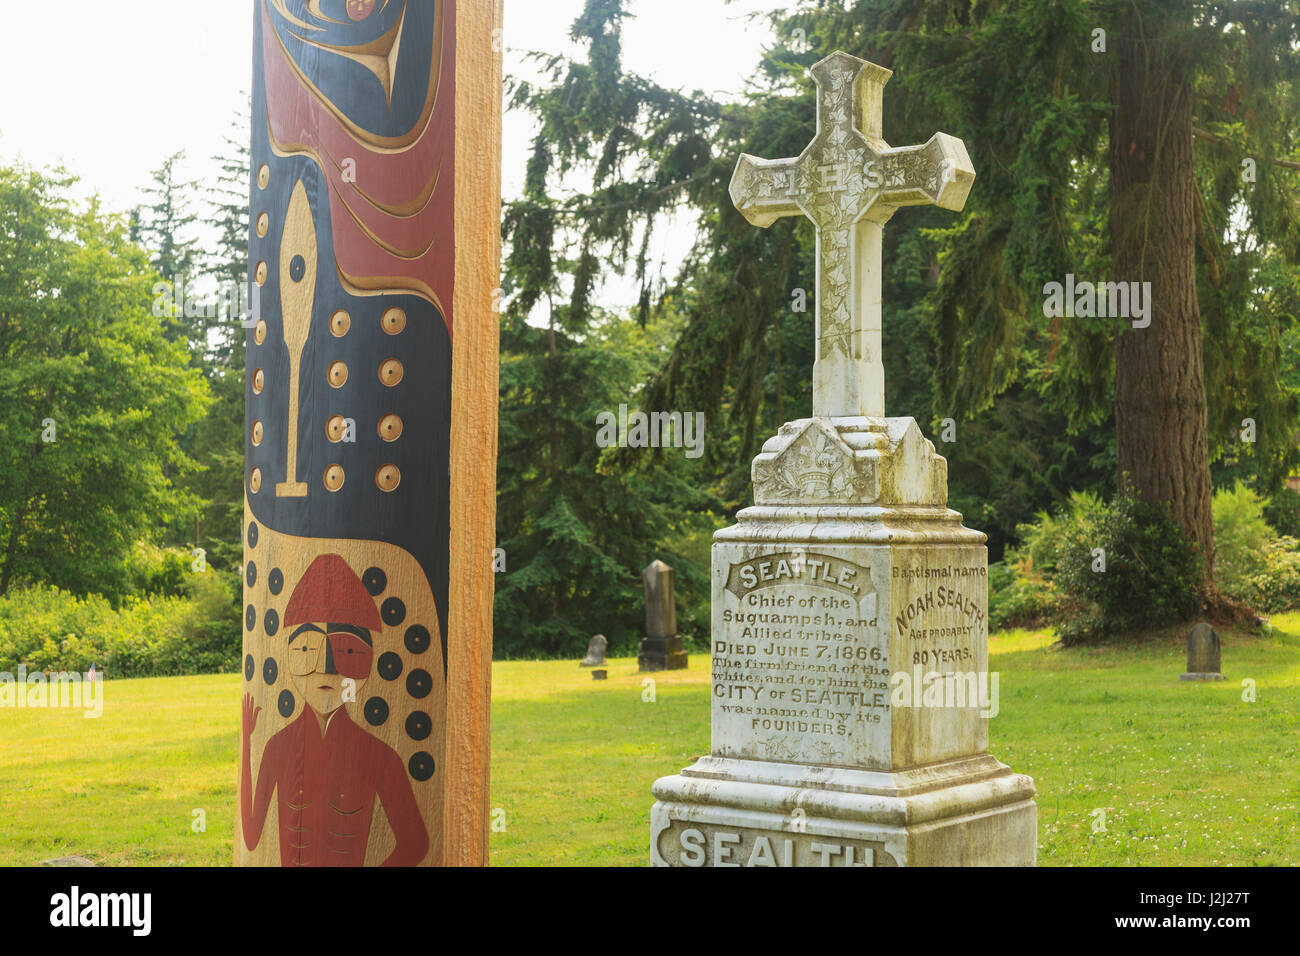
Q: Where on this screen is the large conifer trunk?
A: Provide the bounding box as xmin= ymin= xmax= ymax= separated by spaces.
xmin=1110 ymin=18 xmax=1215 ymax=577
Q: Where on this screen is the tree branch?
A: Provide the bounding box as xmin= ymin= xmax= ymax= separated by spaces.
xmin=1192 ymin=127 xmax=1300 ymax=170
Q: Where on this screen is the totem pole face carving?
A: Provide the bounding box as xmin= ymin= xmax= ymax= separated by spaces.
xmin=287 ymin=625 xmax=373 ymax=716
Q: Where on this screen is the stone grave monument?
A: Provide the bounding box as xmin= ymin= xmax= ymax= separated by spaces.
xmin=1179 ymin=622 xmax=1224 ymax=681
xmin=640 ymin=560 xmax=688 ymax=671
xmin=580 ymin=634 xmax=608 ymax=667
xmin=650 ymin=51 xmax=1036 ymax=867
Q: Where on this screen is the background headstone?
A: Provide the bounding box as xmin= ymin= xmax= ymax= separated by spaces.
xmin=580 ymin=634 xmax=608 ymax=667
xmin=1180 ymin=622 xmax=1224 ymax=681
xmin=639 ymin=560 xmax=688 ymax=671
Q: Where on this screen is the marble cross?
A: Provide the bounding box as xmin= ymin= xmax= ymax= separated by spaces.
xmin=730 ymin=51 xmax=975 ymax=419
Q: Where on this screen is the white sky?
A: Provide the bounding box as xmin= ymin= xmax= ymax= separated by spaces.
xmin=0 ymin=0 xmax=778 ymax=309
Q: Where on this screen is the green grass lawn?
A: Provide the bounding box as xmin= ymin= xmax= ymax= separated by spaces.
xmin=1 ymin=619 xmax=1297 ymax=866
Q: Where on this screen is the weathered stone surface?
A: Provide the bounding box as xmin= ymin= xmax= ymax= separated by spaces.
xmin=42 ymin=856 xmax=96 ymax=867
xmin=729 ymin=52 xmax=974 ymax=420
xmin=640 ymin=560 xmax=687 ymax=671
xmin=580 ymin=634 xmax=608 ymax=667
xmin=651 ymin=755 xmax=1036 ymax=867
xmin=592 ymin=669 xmax=608 ymax=681
xmin=651 ymin=50 xmax=1033 ymax=867
xmin=1180 ymin=622 xmax=1224 ymax=681
xmin=651 ymin=414 xmax=1035 ymax=865
xmin=643 ymin=560 xmax=676 ymax=638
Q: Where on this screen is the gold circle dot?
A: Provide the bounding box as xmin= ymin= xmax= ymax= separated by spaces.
xmin=330 ymin=310 xmax=351 ymax=337
xmin=252 ymin=421 xmax=264 ymax=446
xmin=379 ymin=359 xmax=404 ymax=387
xmin=252 ymin=369 xmax=265 ymax=394
xmin=326 ymin=415 xmax=348 ymax=443
xmin=377 ymin=414 xmax=404 ymax=442
xmin=328 ymin=361 xmax=349 ymax=388
xmin=324 ymin=465 xmax=346 ymax=493
xmin=253 ymin=320 xmax=267 ymax=345
xmin=376 ymin=465 xmax=401 ymax=493
xmin=255 ymin=261 xmax=268 ymax=286
xmin=382 ymin=307 xmax=407 ymax=335
xmin=256 ymin=212 xmax=269 ymax=238
xmin=257 ymin=165 xmax=270 ymax=189
xmin=250 ymin=468 xmax=263 ymax=494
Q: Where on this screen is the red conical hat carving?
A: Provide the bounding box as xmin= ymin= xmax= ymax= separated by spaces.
xmin=284 ymin=554 xmax=382 ymax=631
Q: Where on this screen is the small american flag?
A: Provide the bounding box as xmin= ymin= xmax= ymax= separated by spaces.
xmin=87 ymin=664 xmax=96 ymax=684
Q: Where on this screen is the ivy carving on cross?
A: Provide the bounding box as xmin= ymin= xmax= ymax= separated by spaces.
xmin=730 ymin=51 xmax=976 ymax=419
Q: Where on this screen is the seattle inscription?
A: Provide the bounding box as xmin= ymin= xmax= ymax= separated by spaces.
xmin=713 ymin=550 xmax=886 ymax=766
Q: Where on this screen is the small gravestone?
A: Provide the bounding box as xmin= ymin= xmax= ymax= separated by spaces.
xmin=639 ymin=560 xmax=688 ymax=671
xmin=580 ymin=634 xmax=608 ymax=667
xmin=592 ymin=669 xmax=608 ymax=681
xmin=1180 ymin=622 xmax=1224 ymax=681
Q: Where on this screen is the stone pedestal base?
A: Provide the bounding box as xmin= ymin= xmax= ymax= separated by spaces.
xmin=1179 ymin=673 xmax=1225 ymax=682
xmin=639 ymin=636 xmax=688 ymax=672
xmin=651 ymin=754 xmax=1036 ymax=867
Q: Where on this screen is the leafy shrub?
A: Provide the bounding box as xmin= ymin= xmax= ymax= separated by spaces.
xmin=0 ymin=571 xmax=240 ymax=678
xmin=1054 ymin=493 xmax=1202 ymax=644
xmin=1263 ymin=487 xmax=1300 ymax=539
xmin=1012 ymin=490 xmax=1109 ymax=581
xmin=989 ymin=560 xmax=1065 ymax=630
xmin=124 ymin=543 xmax=192 ymax=600
xmin=1243 ymin=537 xmax=1300 ymax=613
xmin=989 ymin=491 xmax=1104 ymax=630
xmin=1212 ymin=482 xmax=1276 ymax=601
xmin=993 ymin=491 xmax=1201 ymax=643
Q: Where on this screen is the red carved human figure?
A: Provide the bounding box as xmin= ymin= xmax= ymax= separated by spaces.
xmin=241 ymin=555 xmax=428 ymax=866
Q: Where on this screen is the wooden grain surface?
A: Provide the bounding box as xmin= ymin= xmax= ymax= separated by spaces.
xmin=446 ymin=0 xmax=503 ymax=868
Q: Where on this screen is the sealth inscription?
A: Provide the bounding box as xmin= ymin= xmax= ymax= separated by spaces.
xmin=657 ymin=821 xmax=897 ymax=867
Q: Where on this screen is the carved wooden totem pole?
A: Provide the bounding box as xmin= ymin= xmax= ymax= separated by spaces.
xmin=238 ymin=0 xmax=501 ymax=867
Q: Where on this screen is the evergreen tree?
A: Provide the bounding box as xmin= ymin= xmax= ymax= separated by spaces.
xmin=137 ymin=150 xmax=208 ymax=360
xmin=505 ymin=0 xmax=1300 ymax=597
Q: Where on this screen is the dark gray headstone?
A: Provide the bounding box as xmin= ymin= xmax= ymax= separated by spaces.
xmin=639 ymin=559 xmax=688 ymax=671
xmin=592 ymin=669 xmax=608 ymax=681
xmin=1179 ymin=622 xmax=1224 ymax=681
xmin=644 ymin=560 xmax=676 ymax=638
xmin=580 ymin=634 xmax=608 ymax=667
